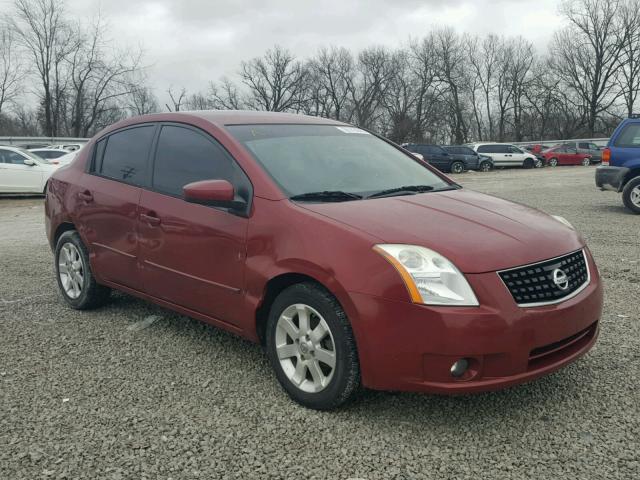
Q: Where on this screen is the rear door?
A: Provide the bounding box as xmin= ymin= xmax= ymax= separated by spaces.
xmin=0 ymin=150 xmax=44 ymax=193
xmin=137 ymin=124 xmax=251 ymax=327
xmin=75 ymin=124 xmax=157 ymax=292
xmin=424 ymin=146 xmax=449 ymax=171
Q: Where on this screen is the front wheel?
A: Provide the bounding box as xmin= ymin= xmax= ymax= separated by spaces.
xmin=523 ymin=158 xmax=534 ymax=169
xmin=479 ymin=161 xmax=492 ymax=172
xmin=55 ymin=231 xmax=111 ymax=309
xmin=535 ymin=158 xmax=544 ymax=168
xmin=548 ymin=158 xmax=558 ymax=167
xmin=582 ymin=157 xmax=591 ymax=166
xmin=622 ymin=177 xmax=640 ymax=214
xmin=450 ymin=161 xmax=465 ymax=174
xmin=266 ymin=283 xmax=360 ymax=410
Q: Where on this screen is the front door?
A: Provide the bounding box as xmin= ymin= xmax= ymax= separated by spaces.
xmin=137 ymin=124 xmax=251 ymax=327
xmin=74 ymin=124 xmax=157 ymax=292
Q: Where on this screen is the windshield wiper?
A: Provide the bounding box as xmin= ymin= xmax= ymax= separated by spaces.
xmin=367 ymin=185 xmax=436 ymax=199
xmin=289 ymin=190 xmax=363 ymax=202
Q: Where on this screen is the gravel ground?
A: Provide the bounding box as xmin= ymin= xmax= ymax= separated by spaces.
xmin=1 ymin=166 xmax=638 ymax=480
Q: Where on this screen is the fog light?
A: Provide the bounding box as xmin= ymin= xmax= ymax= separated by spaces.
xmin=450 ymin=358 xmax=469 ymax=378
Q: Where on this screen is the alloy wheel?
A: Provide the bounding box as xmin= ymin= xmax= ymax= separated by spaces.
xmin=58 ymin=243 xmax=84 ymax=299
xmin=631 ymin=185 xmax=640 ymax=207
xmin=275 ymin=303 xmax=336 ymax=393
xmin=549 ymin=158 xmax=558 ymax=167
xmin=582 ymin=158 xmax=590 ymax=166
xmin=480 ymin=162 xmax=491 ymax=172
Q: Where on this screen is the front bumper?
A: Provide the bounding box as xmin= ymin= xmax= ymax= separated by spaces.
xmin=596 ymin=166 xmax=629 ymax=191
xmin=349 ymin=250 xmax=603 ymax=394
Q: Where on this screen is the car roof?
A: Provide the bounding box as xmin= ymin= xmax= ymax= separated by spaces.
xmin=132 ymin=110 xmax=348 ymax=127
xmin=30 ymin=148 xmax=60 ymax=152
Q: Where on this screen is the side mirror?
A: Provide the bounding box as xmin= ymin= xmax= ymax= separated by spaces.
xmin=24 ymin=158 xmax=36 ymax=166
xmin=183 ymin=179 xmax=247 ymax=211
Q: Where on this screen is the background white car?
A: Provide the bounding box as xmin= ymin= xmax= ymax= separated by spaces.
xmin=0 ymin=146 xmax=58 ymax=194
xmin=469 ymin=143 xmax=539 ymax=168
xmin=28 ymin=148 xmax=72 ymax=164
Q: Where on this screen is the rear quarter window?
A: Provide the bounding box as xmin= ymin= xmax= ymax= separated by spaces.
xmin=98 ymin=125 xmax=156 ymax=186
xmin=613 ymin=123 xmax=640 ymax=148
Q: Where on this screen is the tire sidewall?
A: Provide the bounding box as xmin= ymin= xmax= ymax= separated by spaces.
xmin=55 ymin=231 xmax=93 ymax=308
xmin=265 ymin=284 xmax=358 ymax=410
xmin=622 ymin=177 xmax=640 ymax=214
xmin=451 ymin=162 xmax=464 ymax=174
xmin=549 ymin=158 xmax=558 ymax=167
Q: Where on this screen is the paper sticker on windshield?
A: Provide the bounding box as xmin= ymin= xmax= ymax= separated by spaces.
xmin=335 ymin=126 xmax=370 ymax=135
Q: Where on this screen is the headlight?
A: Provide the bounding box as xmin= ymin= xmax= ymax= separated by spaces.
xmin=374 ymin=244 xmax=479 ymax=306
xmin=552 ymin=215 xmax=574 ymax=229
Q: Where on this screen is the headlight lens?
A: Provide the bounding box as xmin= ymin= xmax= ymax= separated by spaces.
xmin=374 ymin=244 xmax=479 ymax=306
xmin=552 ymin=215 xmax=574 ymax=229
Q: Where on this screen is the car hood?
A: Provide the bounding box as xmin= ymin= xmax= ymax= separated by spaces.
xmin=297 ymin=189 xmax=583 ymax=273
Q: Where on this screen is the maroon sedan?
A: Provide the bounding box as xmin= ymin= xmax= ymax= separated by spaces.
xmin=542 ymin=145 xmax=592 ymax=167
xmin=45 ymin=111 xmax=603 ymax=410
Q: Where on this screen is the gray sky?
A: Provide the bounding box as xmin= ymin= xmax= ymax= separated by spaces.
xmin=7 ymin=0 xmax=567 ymax=104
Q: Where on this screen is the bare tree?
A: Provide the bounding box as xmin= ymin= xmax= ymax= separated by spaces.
xmin=345 ymin=46 xmax=396 ymax=129
xmin=551 ymin=0 xmax=626 ymax=135
xmin=0 ymin=27 xmax=23 ymax=114
xmin=310 ymin=47 xmax=353 ymax=121
xmin=209 ymin=77 xmax=243 ymax=110
xmin=240 ymin=45 xmax=307 ymax=112
xmin=9 ymin=0 xmax=80 ymax=136
xmin=165 ymin=86 xmax=187 ymax=112
xmin=433 ymin=28 xmax=469 ymax=144
xmin=618 ymin=0 xmax=640 ymax=117
xmin=127 ymin=86 xmax=159 ymax=116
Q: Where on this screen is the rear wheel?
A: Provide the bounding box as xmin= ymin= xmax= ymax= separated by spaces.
xmin=450 ymin=161 xmax=465 ymax=174
xmin=479 ymin=161 xmax=492 ymax=172
xmin=266 ymin=282 xmax=360 ymax=410
xmin=548 ymin=157 xmax=559 ymax=167
xmin=622 ymin=177 xmax=640 ymax=214
xmin=581 ymin=157 xmax=591 ymax=166
xmin=55 ymin=231 xmax=111 ymax=309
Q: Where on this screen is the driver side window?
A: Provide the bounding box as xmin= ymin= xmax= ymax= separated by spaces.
xmin=152 ymin=125 xmax=251 ymax=201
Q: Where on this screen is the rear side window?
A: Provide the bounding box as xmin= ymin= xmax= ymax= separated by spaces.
xmin=99 ymin=126 xmax=155 ymax=186
xmin=477 ymin=145 xmax=501 ymax=153
xmin=152 ymin=125 xmax=241 ymax=197
xmin=613 ymin=123 xmax=640 ymax=147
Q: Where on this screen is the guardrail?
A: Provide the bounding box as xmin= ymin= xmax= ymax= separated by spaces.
xmin=512 ymin=138 xmax=610 ymax=147
xmin=0 ymin=136 xmax=89 ymax=146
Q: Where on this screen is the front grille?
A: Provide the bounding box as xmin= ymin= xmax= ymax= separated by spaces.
xmin=498 ymin=249 xmax=589 ymax=306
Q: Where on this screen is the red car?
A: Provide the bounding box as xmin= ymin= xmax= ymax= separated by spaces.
xmin=45 ymin=112 xmax=603 ymax=410
xmin=542 ymin=145 xmax=592 ymax=167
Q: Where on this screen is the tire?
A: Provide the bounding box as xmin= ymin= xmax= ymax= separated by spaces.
xmin=523 ymin=158 xmax=534 ymax=169
xmin=265 ymin=282 xmax=360 ymax=410
xmin=450 ymin=161 xmax=465 ymax=174
xmin=535 ymin=158 xmax=544 ymax=168
xmin=622 ymin=176 xmax=640 ymax=214
xmin=55 ymin=230 xmax=111 ymax=309
xmin=581 ymin=157 xmax=591 ymax=166
xmin=479 ymin=161 xmax=492 ymax=172
xmin=548 ymin=158 xmax=558 ymax=167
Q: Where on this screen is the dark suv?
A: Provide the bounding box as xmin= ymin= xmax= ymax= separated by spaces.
xmin=443 ymin=145 xmax=493 ymax=172
xmin=596 ymin=114 xmax=640 ymax=213
xmin=403 ymin=144 xmax=467 ymax=173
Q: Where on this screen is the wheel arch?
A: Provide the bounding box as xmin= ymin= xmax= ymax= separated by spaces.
xmin=52 ymin=222 xmax=77 ymax=248
xmin=622 ymin=168 xmax=640 ymax=187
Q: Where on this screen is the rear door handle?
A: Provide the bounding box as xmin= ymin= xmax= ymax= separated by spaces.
xmin=77 ymin=191 xmax=93 ymax=202
xmin=140 ymin=212 xmax=161 ymax=226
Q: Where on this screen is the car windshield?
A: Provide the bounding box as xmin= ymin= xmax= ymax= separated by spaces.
xmin=227 ymin=124 xmax=450 ymax=198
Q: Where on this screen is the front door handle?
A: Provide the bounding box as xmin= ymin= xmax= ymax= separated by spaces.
xmin=140 ymin=212 xmax=161 ymax=227
xmin=77 ymin=190 xmax=93 ymax=202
